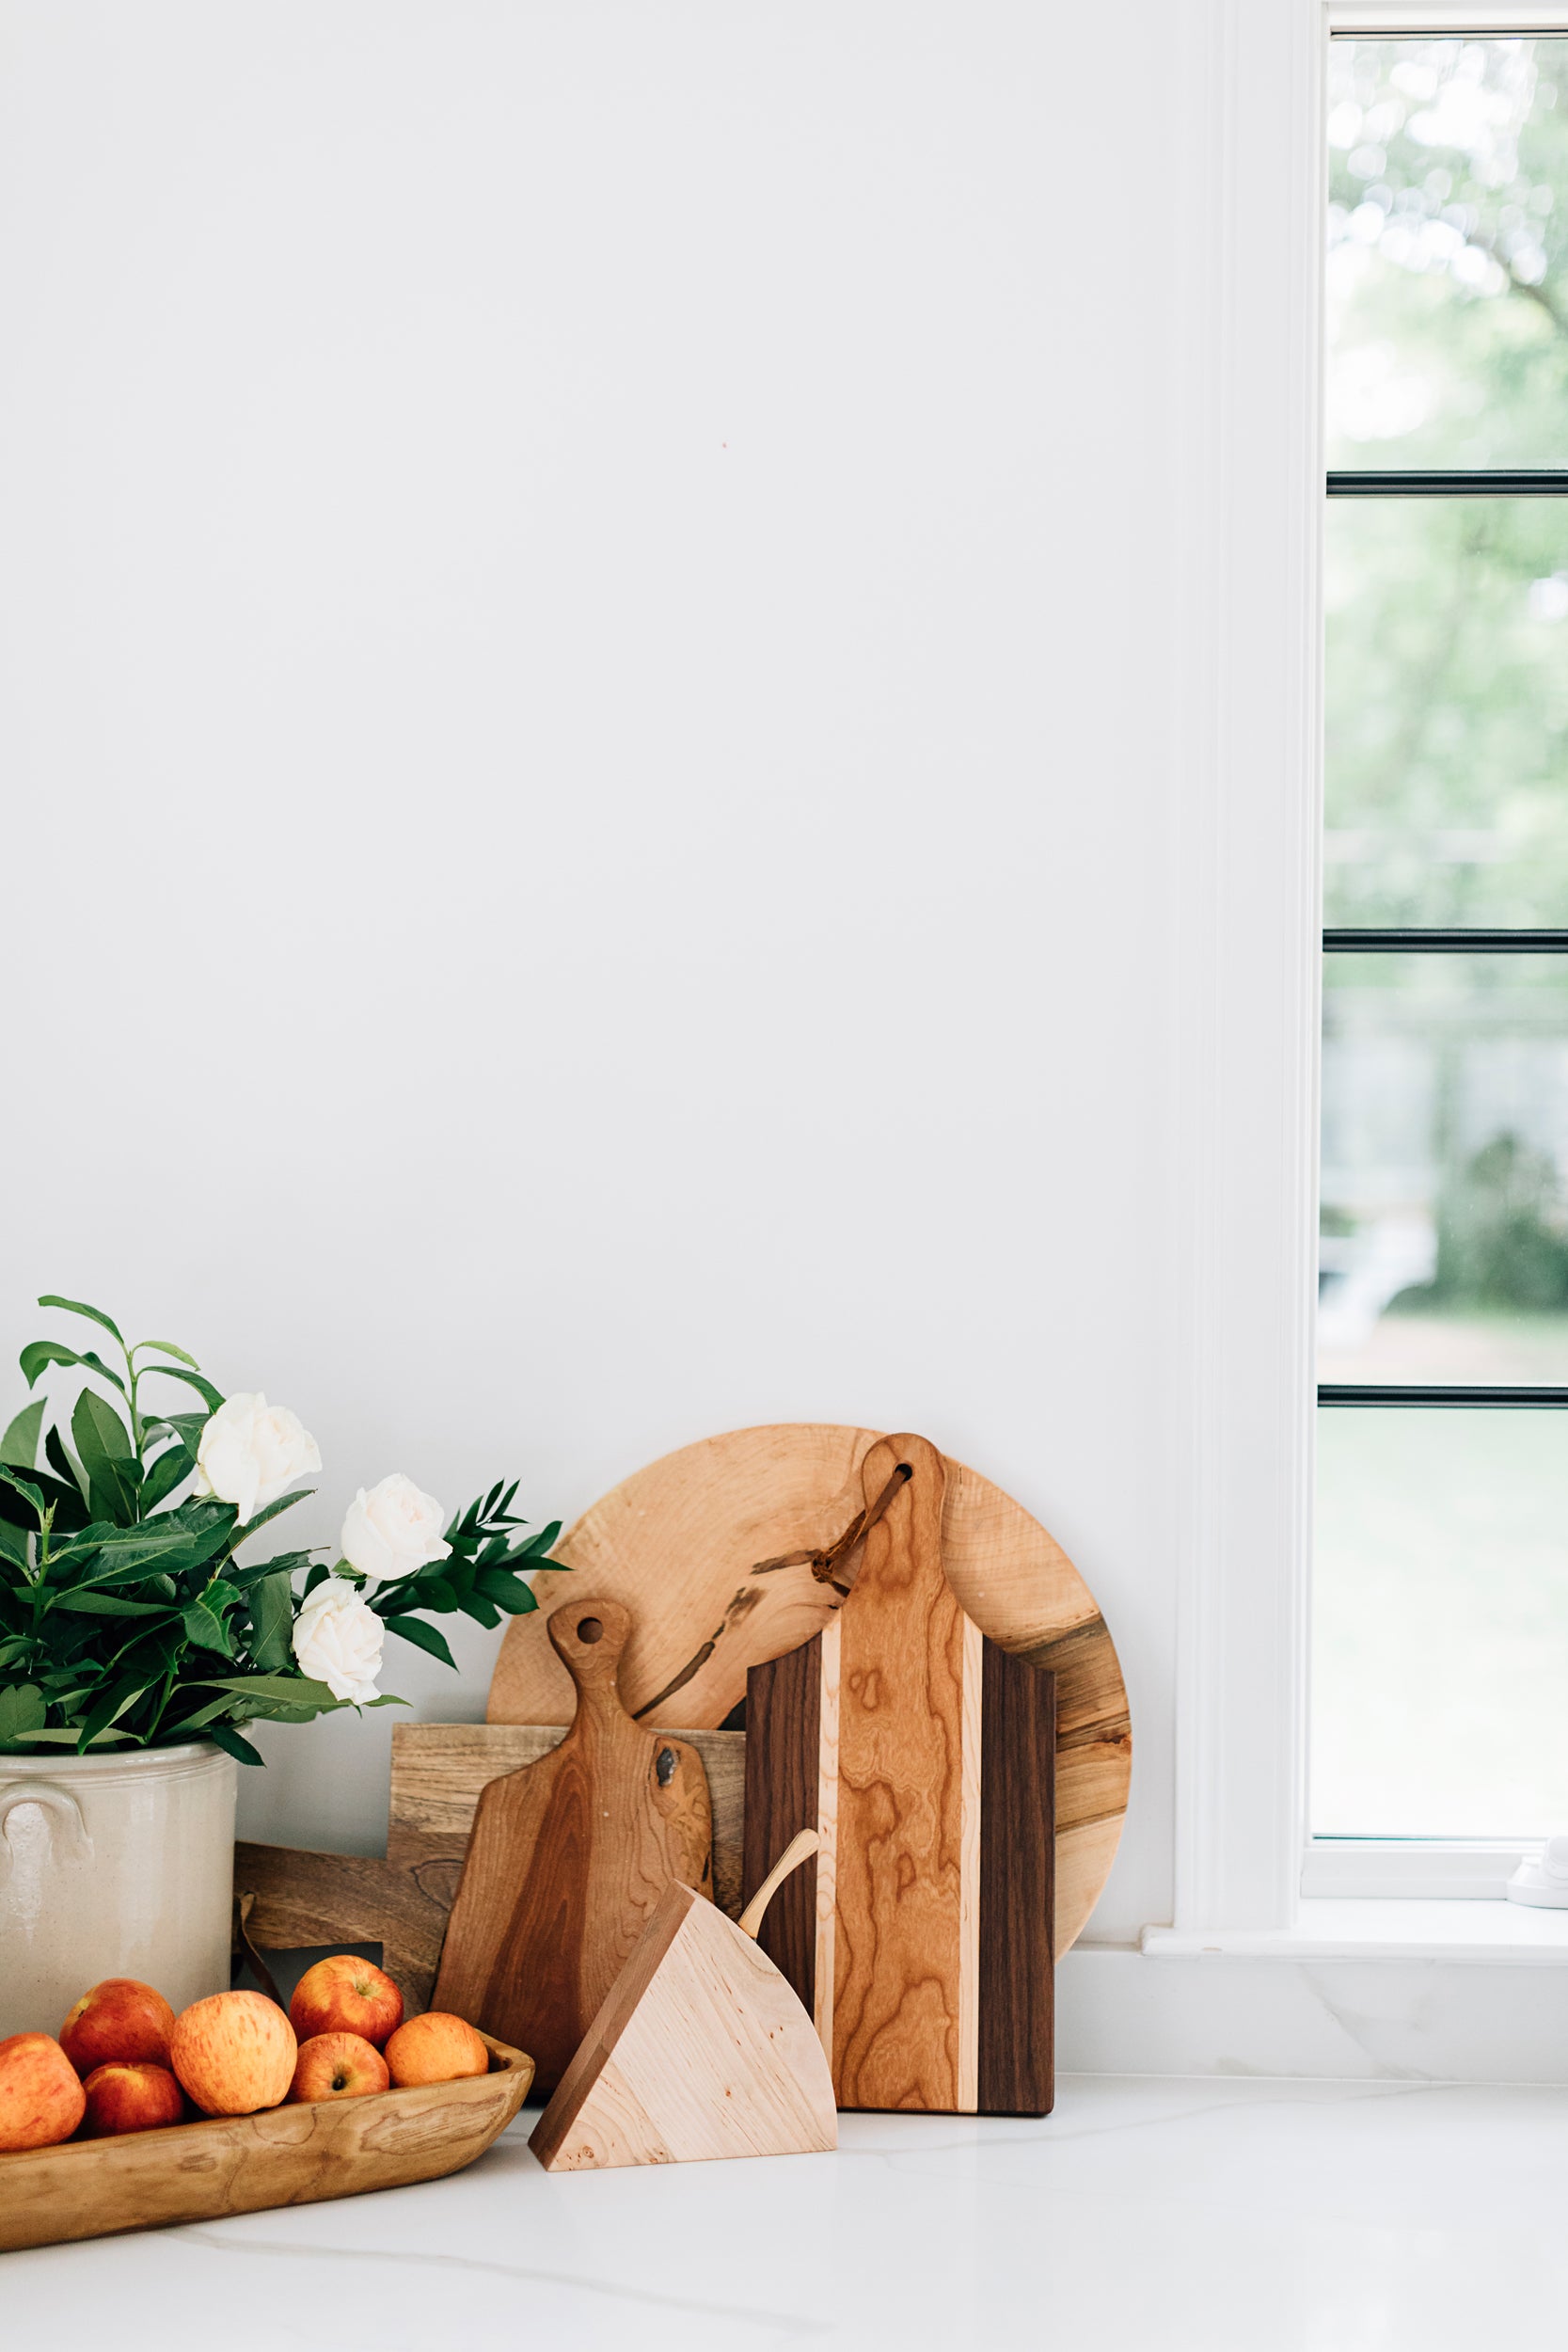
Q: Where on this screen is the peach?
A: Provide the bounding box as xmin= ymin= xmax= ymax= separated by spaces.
xmin=0 ymin=2032 xmax=87 ymax=2152
xmin=288 ymin=2031 xmax=390 ymax=2104
xmin=169 ymin=1991 xmax=296 ymax=2116
xmin=384 ymin=2011 xmax=489 ymax=2089
xmin=289 ymin=1955 xmax=404 ymax=2050
xmin=59 ymin=1978 xmax=176 ymax=2077
xmin=80 ymin=2060 xmax=186 ymax=2137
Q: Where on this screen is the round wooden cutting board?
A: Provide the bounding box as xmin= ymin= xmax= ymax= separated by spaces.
xmin=488 ymin=1423 xmax=1130 ymax=1952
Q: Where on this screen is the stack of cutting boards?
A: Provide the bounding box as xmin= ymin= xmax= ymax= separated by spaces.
xmin=422 ymin=1426 xmax=1105 ymax=2127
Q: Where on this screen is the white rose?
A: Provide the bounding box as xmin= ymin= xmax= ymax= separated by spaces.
xmin=340 ymin=1472 xmax=451 ymax=1582
xmin=291 ymin=1576 xmax=386 ymax=1703
xmin=194 ymin=1393 xmax=322 ymax=1525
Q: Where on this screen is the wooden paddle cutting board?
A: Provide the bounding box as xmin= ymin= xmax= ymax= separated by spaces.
xmin=433 ymin=1597 xmax=712 ymax=2094
xmin=743 ymin=1434 xmax=1055 ymax=2116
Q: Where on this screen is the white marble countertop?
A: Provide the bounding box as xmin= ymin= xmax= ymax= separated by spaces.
xmin=8 ymin=2074 xmax=1562 ymax=2349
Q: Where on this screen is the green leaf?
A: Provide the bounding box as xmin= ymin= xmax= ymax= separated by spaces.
xmin=412 ymin=1574 xmax=459 ymax=1613
xmin=44 ymin=1426 xmax=88 ymax=1502
xmin=248 ymin=1570 xmax=295 ymax=1671
xmin=198 ymin=1673 xmax=337 ymax=1708
xmin=132 ymin=1339 xmax=200 ymax=1369
xmin=20 ymin=1340 xmax=125 ymax=1394
xmin=51 ymin=1592 xmax=175 ymax=1617
xmin=0 ymin=1465 xmax=47 ymax=1521
xmin=37 ymin=1294 xmax=123 ymax=1343
xmin=0 ymin=1521 xmax=28 ymax=1570
xmin=138 ymin=1362 xmax=224 ymax=1412
xmin=209 ymin=1723 xmax=265 ymax=1767
xmin=0 ymin=1683 xmax=46 ymax=1745
xmin=518 ymin=1520 xmax=562 ymax=1559
xmin=44 ymin=1524 xmax=215 ymax=1590
xmin=75 ymin=1677 xmax=142 ymax=1753
xmin=381 ymin=1613 xmax=457 ymax=1668
xmin=303 ymin=1563 xmax=329 ymax=1599
xmin=72 ymin=1388 xmax=135 ymax=1524
xmin=139 ymin=1442 xmax=196 ymax=1512
xmin=182 ymin=1597 xmax=235 ymax=1655
xmin=0 ymin=1400 xmax=45 ymax=1470
xmin=158 ymin=1697 xmax=236 ymax=1736
xmin=473 ymin=1568 xmax=539 ymax=1616
xmin=142 ymin=1412 xmax=209 ymax=1453
xmin=229 ymin=1488 xmax=312 ymax=1549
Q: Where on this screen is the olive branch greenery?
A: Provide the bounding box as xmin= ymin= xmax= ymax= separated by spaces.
xmin=0 ymin=1295 xmax=560 ymax=1766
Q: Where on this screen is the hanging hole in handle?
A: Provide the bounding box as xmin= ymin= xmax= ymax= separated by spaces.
xmin=655 ymin=1747 xmax=676 ymax=1788
xmin=577 ymin=1616 xmax=604 ymax=1645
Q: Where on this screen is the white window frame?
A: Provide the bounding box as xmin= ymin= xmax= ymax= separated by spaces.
xmin=1167 ymin=0 xmax=1568 ymax=1945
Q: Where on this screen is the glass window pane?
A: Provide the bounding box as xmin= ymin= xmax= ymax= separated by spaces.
xmin=1314 ymin=1406 xmax=1568 ymax=1836
xmin=1325 ymin=497 xmax=1568 ymax=929
xmin=1328 ymin=37 xmax=1568 ymax=469
xmin=1320 ymin=953 xmax=1568 ymax=1381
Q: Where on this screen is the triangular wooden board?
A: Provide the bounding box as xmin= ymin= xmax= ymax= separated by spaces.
xmin=529 ymin=1880 xmax=837 ymax=2170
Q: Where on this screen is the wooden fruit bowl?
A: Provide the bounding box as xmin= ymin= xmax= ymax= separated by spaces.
xmin=0 ymin=2034 xmax=533 ymax=2254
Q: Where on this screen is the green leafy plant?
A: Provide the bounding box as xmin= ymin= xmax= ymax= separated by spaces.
xmin=0 ymin=1295 xmax=560 ymax=1765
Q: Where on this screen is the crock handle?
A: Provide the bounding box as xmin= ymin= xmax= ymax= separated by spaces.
xmin=0 ymin=1780 xmax=94 ymax=1883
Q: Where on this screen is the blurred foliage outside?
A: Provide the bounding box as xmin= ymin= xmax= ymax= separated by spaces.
xmin=1326 ymin=37 xmax=1568 ymax=930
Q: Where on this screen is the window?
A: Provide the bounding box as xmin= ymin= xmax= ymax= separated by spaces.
xmin=1314 ymin=31 xmax=1568 ymax=1880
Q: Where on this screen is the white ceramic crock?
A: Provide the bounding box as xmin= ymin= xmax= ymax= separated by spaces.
xmin=0 ymin=1741 xmax=236 ymax=2036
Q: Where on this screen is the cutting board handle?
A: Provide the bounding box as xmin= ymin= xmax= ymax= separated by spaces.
xmin=737 ymin=1828 xmax=819 ymax=1941
xmin=547 ymin=1597 xmax=633 ymax=1710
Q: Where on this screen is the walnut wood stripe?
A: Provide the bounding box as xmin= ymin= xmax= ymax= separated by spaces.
xmin=741 ymin=1630 xmax=820 ymax=2004
xmin=977 ymin=1645 xmax=1055 ymax=2116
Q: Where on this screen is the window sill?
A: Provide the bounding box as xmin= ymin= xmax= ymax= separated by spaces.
xmin=1139 ymin=1899 xmax=1568 ymax=1964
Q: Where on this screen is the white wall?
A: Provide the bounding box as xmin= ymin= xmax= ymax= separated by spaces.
xmin=1 ymin=0 xmax=1209 ymax=1942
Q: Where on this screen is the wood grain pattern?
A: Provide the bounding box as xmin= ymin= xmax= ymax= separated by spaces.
xmin=388 ymin=1722 xmax=747 ymax=1920
xmin=487 ymin=1422 xmax=1128 ymax=1950
xmin=528 ymin=1881 xmax=836 ymax=2172
xmin=434 ymin=1599 xmax=712 ymax=2093
xmin=234 ymin=1843 xmax=449 ymax=2016
xmin=744 ymin=1436 xmax=1056 ymax=2116
xmin=832 ymin=1436 xmax=968 ymax=2112
xmin=979 ymin=1639 xmax=1055 ymax=2116
xmin=0 ymin=2037 xmax=532 ymax=2253
xmin=739 ymin=1633 xmax=818 ymax=1991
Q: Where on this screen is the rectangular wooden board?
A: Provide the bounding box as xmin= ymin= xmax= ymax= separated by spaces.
xmin=740 ymin=1437 xmax=1056 ymax=2115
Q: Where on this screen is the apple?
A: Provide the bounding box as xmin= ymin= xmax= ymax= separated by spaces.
xmin=59 ymin=1978 xmax=176 ymax=2077
xmin=169 ymin=1991 xmax=296 ymax=2116
xmin=288 ymin=2031 xmax=390 ymax=2104
xmin=384 ymin=2011 xmax=490 ymax=2089
xmin=0 ymin=2032 xmax=87 ymax=2153
xmin=289 ymin=1955 xmax=404 ymax=2049
xmin=80 ymin=2061 xmax=186 ymax=2137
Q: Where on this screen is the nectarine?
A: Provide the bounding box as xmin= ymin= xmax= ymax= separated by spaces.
xmin=289 ymin=2031 xmax=390 ymax=2103
xmin=384 ymin=2011 xmax=489 ymax=2088
xmin=289 ymin=1954 xmax=403 ymax=2049
xmin=169 ymin=1991 xmax=296 ymax=2116
xmin=59 ymin=1978 xmax=175 ymax=2077
xmin=81 ymin=2060 xmax=185 ymax=2137
xmin=0 ymin=2032 xmax=87 ymax=2152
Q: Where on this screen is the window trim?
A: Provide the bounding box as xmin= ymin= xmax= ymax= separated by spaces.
xmin=1314 ymin=26 xmax=1568 ymax=1896
xmin=1170 ymin=0 xmax=1568 ymax=1946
